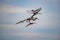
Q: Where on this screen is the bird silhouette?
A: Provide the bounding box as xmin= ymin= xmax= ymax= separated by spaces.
xmin=16 ymin=7 xmax=42 ymax=27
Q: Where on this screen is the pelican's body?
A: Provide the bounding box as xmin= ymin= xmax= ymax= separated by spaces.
xmin=30 ymin=8 xmax=42 ymax=16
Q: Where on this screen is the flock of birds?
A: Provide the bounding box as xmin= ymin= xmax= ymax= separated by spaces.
xmin=16 ymin=8 xmax=42 ymax=27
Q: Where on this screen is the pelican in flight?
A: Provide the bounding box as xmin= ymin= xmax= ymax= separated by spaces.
xmin=16 ymin=7 xmax=42 ymax=27
xmin=27 ymin=8 xmax=42 ymax=16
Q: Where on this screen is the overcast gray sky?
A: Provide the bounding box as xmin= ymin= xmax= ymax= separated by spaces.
xmin=0 ymin=0 xmax=60 ymax=40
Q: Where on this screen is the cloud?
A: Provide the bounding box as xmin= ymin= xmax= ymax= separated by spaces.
xmin=0 ymin=4 xmax=31 ymax=13
xmin=0 ymin=24 xmax=24 ymax=31
xmin=39 ymin=20 xmax=59 ymax=26
xmin=2 ymin=32 xmax=59 ymax=40
xmin=0 ymin=24 xmax=59 ymax=40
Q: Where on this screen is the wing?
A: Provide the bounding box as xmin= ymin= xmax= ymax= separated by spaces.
xmin=33 ymin=18 xmax=39 ymax=21
xmin=26 ymin=23 xmax=31 ymax=27
xmin=16 ymin=20 xmax=25 ymax=24
xmin=34 ymin=8 xmax=41 ymax=13
xmin=26 ymin=22 xmax=36 ymax=27
xmin=27 ymin=8 xmax=41 ymax=14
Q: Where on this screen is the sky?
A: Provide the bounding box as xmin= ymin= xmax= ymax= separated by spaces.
xmin=0 ymin=0 xmax=60 ymax=40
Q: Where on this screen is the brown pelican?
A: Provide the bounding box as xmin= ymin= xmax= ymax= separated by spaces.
xmin=31 ymin=8 xmax=41 ymax=17
xmin=28 ymin=8 xmax=42 ymax=16
xmin=16 ymin=7 xmax=42 ymax=27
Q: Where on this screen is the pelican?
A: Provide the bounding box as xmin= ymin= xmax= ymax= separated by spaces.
xmin=16 ymin=7 xmax=42 ymax=27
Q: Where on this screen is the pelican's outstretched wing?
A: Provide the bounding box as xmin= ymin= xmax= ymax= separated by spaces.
xmin=27 ymin=8 xmax=41 ymax=15
xmin=26 ymin=22 xmax=36 ymax=27
xmin=16 ymin=20 xmax=25 ymax=24
xmin=33 ymin=18 xmax=39 ymax=21
xmin=34 ymin=8 xmax=41 ymax=13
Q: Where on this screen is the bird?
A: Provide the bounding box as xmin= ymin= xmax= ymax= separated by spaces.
xmin=16 ymin=7 xmax=42 ymax=27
